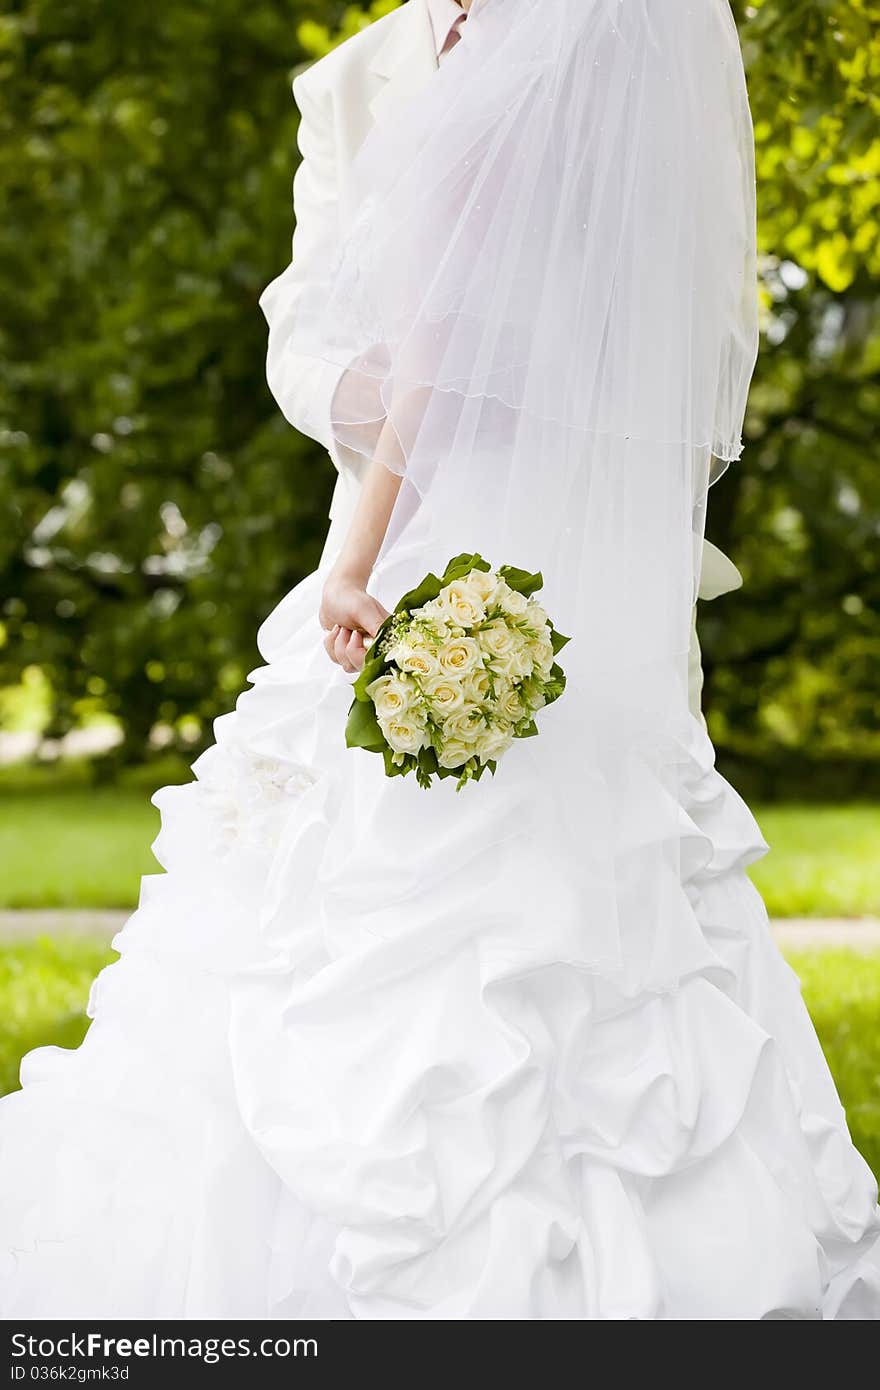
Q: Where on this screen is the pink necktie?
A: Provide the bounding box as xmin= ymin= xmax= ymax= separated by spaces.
xmin=442 ymin=14 xmax=466 ymax=58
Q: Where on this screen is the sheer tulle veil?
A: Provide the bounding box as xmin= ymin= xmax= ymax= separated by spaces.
xmin=261 ymin=0 xmax=758 ymax=970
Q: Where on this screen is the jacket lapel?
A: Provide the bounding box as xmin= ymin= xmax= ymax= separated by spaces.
xmin=368 ymin=0 xmax=438 ymax=124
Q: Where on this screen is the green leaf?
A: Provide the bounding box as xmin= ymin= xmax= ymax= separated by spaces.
xmin=497 ymin=564 xmax=544 ymax=597
xmin=550 ymin=626 xmax=571 ymax=654
xmin=345 ymin=697 xmax=385 ymax=752
xmin=352 ymin=646 xmax=389 ymax=702
xmin=394 ymin=572 xmax=443 ymax=616
xmin=388 ymin=555 xmax=489 ymax=627
xmin=440 ymin=552 xmax=491 ymax=584
xmin=417 ymin=745 xmax=440 ymax=777
xmin=382 ymin=747 xmax=414 ymax=780
xmin=467 ymin=757 xmax=497 ymax=785
xmin=543 ymin=666 xmax=567 ymax=708
xmin=515 ymin=719 xmax=540 ymax=739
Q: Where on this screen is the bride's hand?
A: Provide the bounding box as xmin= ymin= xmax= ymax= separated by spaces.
xmin=319 ymin=569 xmax=389 ymax=673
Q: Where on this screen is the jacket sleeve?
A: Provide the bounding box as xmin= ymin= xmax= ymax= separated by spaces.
xmin=262 ymin=69 xmax=349 ymax=465
xmin=697 ymin=540 xmax=743 ymax=602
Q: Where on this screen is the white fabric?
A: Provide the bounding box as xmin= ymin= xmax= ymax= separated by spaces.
xmin=268 ymin=0 xmax=438 ymax=508
xmin=1 ymin=0 xmax=878 ymax=1321
xmin=426 ymin=0 xmax=467 ymax=57
xmin=266 ymin=0 xmax=741 ymax=604
xmin=1 ymin=561 xmax=878 ymax=1318
xmin=265 ymin=0 xmax=756 ymax=772
xmin=700 ymin=538 xmax=744 ymax=601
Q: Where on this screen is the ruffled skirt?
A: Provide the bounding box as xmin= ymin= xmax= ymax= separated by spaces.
xmin=1 ymin=537 xmax=878 ymax=1320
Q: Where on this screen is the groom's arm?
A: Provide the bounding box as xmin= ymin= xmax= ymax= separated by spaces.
xmin=263 ymin=68 xmax=365 ymax=473
xmin=275 ymin=70 xmax=344 ymax=458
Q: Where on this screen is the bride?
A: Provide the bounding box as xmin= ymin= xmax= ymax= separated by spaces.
xmin=2 ymin=0 xmax=878 ymax=1321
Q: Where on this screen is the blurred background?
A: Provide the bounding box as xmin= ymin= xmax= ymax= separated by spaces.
xmin=0 ymin=1 xmax=878 ymax=1173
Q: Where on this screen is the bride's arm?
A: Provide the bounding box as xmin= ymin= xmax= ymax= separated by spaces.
xmin=319 ymin=417 xmax=404 ymax=673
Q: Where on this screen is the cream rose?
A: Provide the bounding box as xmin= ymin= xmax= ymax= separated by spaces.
xmin=442 ymin=708 xmax=485 ymax=745
xmin=463 ymin=568 xmax=502 ymax=608
xmin=437 ymin=739 xmax=474 ymax=770
xmin=367 ymin=672 xmax=417 ymax=720
xmin=394 ymin=641 xmax=441 ymax=680
xmin=498 ymin=686 xmax=526 ymax=725
xmin=477 ymin=619 xmax=517 ymax=662
xmin=528 ymin=637 xmax=555 ymax=675
xmin=380 ymin=714 xmax=428 ymax=756
xmin=464 ymin=669 xmax=492 ymax=705
xmin=437 ymin=635 xmax=482 ymax=677
xmin=494 ymin=640 xmax=534 ymax=682
xmin=474 ymin=724 xmax=514 ymax=763
xmin=500 ymin=585 xmax=529 ymax=617
xmin=434 ymin=579 xmax=486 ymax=629
xmin=422 ymin=675 xmax=465 ymax=715
xmin=397 ymin=613 xmax=449 ymax=644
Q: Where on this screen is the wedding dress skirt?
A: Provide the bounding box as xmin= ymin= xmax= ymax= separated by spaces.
xmin=1 ymin=520 xmax=879 ymax=1321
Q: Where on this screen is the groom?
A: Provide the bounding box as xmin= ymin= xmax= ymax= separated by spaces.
xmin=276 ymin=0 xmax=741 ymax=717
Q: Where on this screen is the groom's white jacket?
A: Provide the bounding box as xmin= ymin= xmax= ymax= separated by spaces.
xmin=276 ymin=0 xmax=740 ymax=713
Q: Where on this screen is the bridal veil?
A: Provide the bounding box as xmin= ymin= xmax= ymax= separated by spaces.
xmin=261 ymin=0 xmax=759 ymax=968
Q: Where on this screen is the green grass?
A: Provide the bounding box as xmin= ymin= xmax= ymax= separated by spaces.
xmin=786 ymin=950 xmax=880 ymax=1183
xmin=0 ymin=936 xmax=116 ymax=1094
xmin=0 ymin=760 xmax=188 ymax=910
xmin=0 ymin=787 xmax=162 ymax=909
xmin=0 ymin=937 xmax=877 ymax=1184
xmin=749 ymin=803 xmax=880 ymax=919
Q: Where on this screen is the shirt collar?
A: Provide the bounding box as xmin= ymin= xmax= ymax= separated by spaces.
xmin=426 ymin=0 xmax=466 ymax=60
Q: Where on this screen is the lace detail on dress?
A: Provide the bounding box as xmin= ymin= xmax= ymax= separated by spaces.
xmin=197 ymin=740 xmax=317 ymax=855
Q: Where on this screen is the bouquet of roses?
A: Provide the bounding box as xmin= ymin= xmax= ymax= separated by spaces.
xmin=345 ymin=553 xmax=569 ymax=789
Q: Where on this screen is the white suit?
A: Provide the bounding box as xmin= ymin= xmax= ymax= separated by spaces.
xmin=273 ymin=0 xmax=742 ymax=714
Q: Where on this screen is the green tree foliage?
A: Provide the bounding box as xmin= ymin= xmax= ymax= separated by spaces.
xmin=298 ymin=0 xmax=400 ymax=59
xmin=1 ymin=1 xmax=878 ymax=789
xmin=708 ymin=1 xmax=880 ymax=794
xmin=0 ymin=1 xmax=337 ymax=756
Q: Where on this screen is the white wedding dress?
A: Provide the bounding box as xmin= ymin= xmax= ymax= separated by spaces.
xmin=2 ymin=0 xmax=879 ymax=1320
xmin=1 ymin=517 xmax=879 ymax=1320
